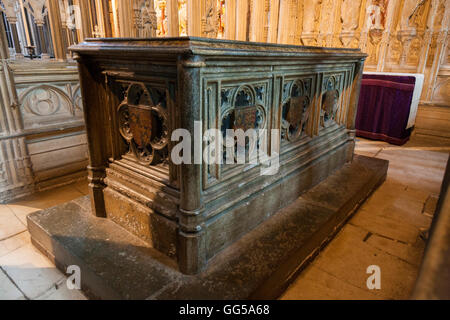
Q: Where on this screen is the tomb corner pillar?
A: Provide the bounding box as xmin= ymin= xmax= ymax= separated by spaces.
xmin=346 ymin=58 xmax=366 ymax=161
xmin=74 ymin=53 xmax=107 ymax=217
xmin=177 ymin=54 xmax=206 ymax=274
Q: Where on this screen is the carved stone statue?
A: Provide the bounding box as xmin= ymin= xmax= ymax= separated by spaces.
xmin=365 ymin=0 xmax=388 ymax=30
xmin=202 ymin=2 xmax=218 ymax=37
xmin=341 ymin=0 xmax=362 ymax=31
xmin=142 ymin=0 xmax=157 ymax=37
xmin=319 ymin=0 xmax=335 ymax=34
xmin=302 ymin=0 xmax=322 ymax=34
xmin=178 ymin=0 xmax=187 ymax=36
xmin=400 ymin=0 xmax=426 ymax=31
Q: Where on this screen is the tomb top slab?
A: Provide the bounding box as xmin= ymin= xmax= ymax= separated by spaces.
xmin=70 ymin=37 xmax=367 ymax=59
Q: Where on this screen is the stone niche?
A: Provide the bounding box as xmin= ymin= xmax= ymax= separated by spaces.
xmin=71 ymin=37 xmax=366 ymax=275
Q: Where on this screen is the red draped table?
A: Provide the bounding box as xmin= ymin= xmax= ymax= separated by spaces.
xmin=355 ymin=73 xmax=423 ymax=145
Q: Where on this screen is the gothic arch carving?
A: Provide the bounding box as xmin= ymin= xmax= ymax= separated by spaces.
xmin=19 ymin=84 xmax=72 ymax=117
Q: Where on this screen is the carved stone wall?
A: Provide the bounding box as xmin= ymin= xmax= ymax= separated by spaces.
xmin=0 ymin=0 xmax=448 ymax=203
xmin=0 ymin=1 xmax=88 ymax=202
xmin=99 ymin=0 xmax=448 ymax=108
xmin=12 ymin=60 xmax=87 ymax=189
xmin=0 ymin=59 xmax=87 ymax=202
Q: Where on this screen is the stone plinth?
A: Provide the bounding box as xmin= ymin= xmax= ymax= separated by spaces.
xmin=27 ymin=155 xmax=388 ymax=299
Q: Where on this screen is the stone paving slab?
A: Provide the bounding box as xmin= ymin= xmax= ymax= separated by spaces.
xmin=0 ymin=269 xmax=25 ymax=300
xmin=27 ymin=155 xmax=388 ymax=300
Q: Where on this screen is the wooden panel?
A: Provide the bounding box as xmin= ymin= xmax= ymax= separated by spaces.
xmin=415 ymin=104 xmax=450 ymax=138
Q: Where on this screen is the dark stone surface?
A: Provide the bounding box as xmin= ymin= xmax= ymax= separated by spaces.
xmin=27 ymin=155 xmax=388 ymax=300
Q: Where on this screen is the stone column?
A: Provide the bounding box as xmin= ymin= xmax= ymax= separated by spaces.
xmin=2 ymin=0 xmax=23 ymax=58
xmin=0 ymin=14 xmax=10 ymax=59
xmin=224 ymin=0 xmax=236 ymax=40
xmin=24 ymin=0 xmax=49 ymax=58
xmin=65 ymin=0 xmax=79 ymax=45
xmin=425 ymin=30 xmax=449 ymax=101
xmin=36 ymin=22 xmax=49 ymax=58
xmin=267 ymin=0 xmax=279 ymax=44
xmin=417 ymin=0 xmax=441 ymax=74
xmin=235 ymin=0 xmax=248 ymax=41
xmin=249 ymin=0 xmax=266 ymax=42
xmin=100 ymin=0 xmax=113 ymax=37
xmin=8 ymin=19 xmax=22 ymax=57
xmin=187 ymin=0 xmax=202 ymax=36
xmin=166 ymin=0 xmax=179 ymax=37
xmin=78 ymin=0 xmax=93 ymax=39
xmin=59 ymin=0 xmax=72 ymax=58
xmin=423 ymin=0 xmax=449 ymax=101
xmin=71 ymin=26 xmax=78 ymax=44
xmin=46 ymin=0 xmax=67 ymax=60
xmin=117 ymin=0 xmax=133 ymax=37
xmin=318 ymin=0 xmax=338 ymax=47
xmin=277 ymin=0 xmax=290 ymax=43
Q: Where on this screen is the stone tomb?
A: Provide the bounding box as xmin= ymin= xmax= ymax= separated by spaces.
xmin=27 ymin=38 xmax=388 ymax=299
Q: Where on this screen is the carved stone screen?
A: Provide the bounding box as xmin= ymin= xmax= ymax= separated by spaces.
xmin=71 ymin=37 xmax=366 ymax=274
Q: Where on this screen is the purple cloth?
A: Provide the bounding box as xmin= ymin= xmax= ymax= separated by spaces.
xmin=355 ymin=75 xmax=416 ymax=145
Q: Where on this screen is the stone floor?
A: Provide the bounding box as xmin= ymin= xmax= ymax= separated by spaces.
xmin=281 ymin=133 xmax=450 ymax=300
xmin=0 ymin=134 xmax=448 ymax=300
xmin=0 ymin=182 xmax=89 ymax=300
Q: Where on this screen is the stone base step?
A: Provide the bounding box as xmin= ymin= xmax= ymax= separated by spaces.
xmin=27 ymin=155 xmax=388 ymax=300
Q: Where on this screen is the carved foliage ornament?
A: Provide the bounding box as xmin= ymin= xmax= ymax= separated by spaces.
xmin=118 ymin=82 xmax=169 ymax=165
